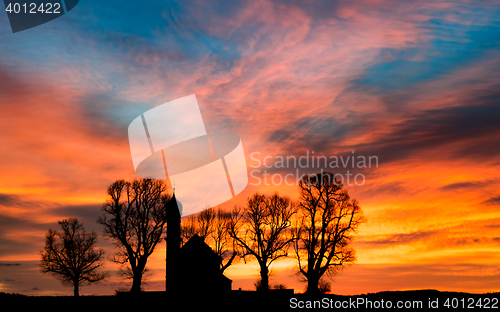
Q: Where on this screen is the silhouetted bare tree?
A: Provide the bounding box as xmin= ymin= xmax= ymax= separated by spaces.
xmin=97 ymin=178 xmax=171 ymax=293
xmin=318 ymin=278 xmax=331 ymax=294
xmin=229 ymin=193 xmax=296 ymax=291
xmin=40 ymin=218 xmax=106 ymax=297
xmin=294 ymin=172 xmax=364 ymax=294
xmin=181 ymin=206 xmax=212 ymax=243
xmin=181 ymin=207 xmax=237 ymax=273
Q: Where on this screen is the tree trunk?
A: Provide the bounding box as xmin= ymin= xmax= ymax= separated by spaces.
xmin=73 ymin=280 xmax=80 ymax=297
xmin=130 ymin=266 xmax=144 ymax=293
xmin=306 ymin=274 xmax=320 ymax=295
xmin=130 ymin=259 xmax=146 ymax=293
xmin=131 ymin=276 xmax=142 ymax=293
xmin=259 ymin=265 xmax=269 ymax=291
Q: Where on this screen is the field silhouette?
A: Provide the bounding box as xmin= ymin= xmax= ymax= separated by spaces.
xmin=2 ymin=289 xmax=499 ymax=310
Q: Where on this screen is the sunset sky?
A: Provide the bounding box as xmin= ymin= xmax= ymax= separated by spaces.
xmin=1 ymin=0 xmax=500 ymax=296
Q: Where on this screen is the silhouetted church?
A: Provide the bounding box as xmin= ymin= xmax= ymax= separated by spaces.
xmin=165 ymin=194 xmax=232 ymax=292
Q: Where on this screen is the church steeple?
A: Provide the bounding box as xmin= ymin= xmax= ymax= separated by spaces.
xmin=165 ymin=193 xmax=181 ymax=292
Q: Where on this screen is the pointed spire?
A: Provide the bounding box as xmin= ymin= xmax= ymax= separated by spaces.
xmin=166 ymin=192 xmax=182 ymax=219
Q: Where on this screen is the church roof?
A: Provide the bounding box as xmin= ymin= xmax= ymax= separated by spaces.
xmin=179 ymin=234 xmax=232 ymax=284
xmin=181 ymin=234 xmax=219 ymax=261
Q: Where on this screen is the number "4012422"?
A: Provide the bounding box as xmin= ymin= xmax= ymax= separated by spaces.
xmin=444 ymin=297 xmax=498 ymax=309
xmin=5 ymin=2 xmax=61 ymax=14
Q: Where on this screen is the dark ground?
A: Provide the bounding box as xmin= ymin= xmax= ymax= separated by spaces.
xmin=2 ymin=289 xmax=499 ymax=310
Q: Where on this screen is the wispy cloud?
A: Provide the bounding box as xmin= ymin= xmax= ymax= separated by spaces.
xmin=482 ymin=196 xmax=500 ymax=206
